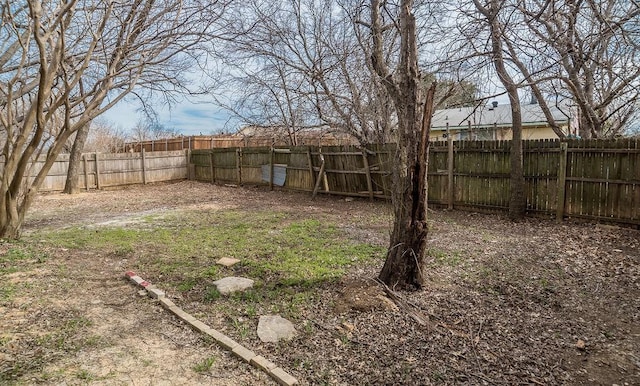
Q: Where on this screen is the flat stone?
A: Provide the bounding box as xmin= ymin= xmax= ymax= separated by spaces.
xmin=216 ymin=257 xmax=241 ymax=267
xmin=212 ymin=276 xmax=254 ymax=295
xmin=257 ymin=315 xmax=296 ymax=343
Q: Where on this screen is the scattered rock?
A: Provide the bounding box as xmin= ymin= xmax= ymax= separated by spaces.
xmin=257 ymin=315 xmax=296 ymax=343
xmin=212 ymin=277 xmax=254 ymax=295
xmin=216 ymin=257 xmax=241 ymax=267
xmin=576 ymin=339 xmax=586 ymax=350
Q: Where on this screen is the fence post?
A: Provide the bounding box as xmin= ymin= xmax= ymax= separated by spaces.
xmin=269 ymin=147 xmax=275 ymax=190
xmin=556 ymin=142 xmax=568 ymax=222
xmin=236 ymin=148 xmax=242 ymax=185
xmin=362 ymin=148 xmax=374 ymax=201
xmin=447 ymin=136 xmax=454 ymax=209
xmin=95 ymin=152 xmax=101 ymax=190
xmin=210 ymin=151 xmax=216 ymax=184
xmin=83 ymin=154 xmax=89 ymax=191
xmin=141 ymin=149 xmax=147 ymax=184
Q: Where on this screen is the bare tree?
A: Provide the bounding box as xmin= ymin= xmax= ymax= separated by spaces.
xmin=0 ymin=0 xmax=223 ymax=238
xmin=368 ymin=0 xmax=436 ymax=289
xmin=213 ymin=0 xmax=396 ymax=145
xmin=520 ymin=0 xmax=640 ymax=138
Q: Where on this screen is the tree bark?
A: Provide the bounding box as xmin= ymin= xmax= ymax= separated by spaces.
xmin=370 ymin=0 xmax=433 ymax=290
xmin=63 ymin=123 xmax=90 ymax=194
xmin=378 ymin=84 xmax=436 ymax=289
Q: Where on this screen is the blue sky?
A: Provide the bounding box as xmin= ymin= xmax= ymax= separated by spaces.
xmin=102 ymin=97 xmax=240 ymax=136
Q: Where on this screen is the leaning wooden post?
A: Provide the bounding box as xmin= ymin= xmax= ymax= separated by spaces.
xmin=312 ymin=154 xmax=326 ymax=199
xmin=362 ymin=148 xmax=374 ymax=201
xmin=94 ymin=152 xmax=101 ymax=190
xmin=141 ymin=149 xmax=148 ymax=185
xmin=82 ymin=154 xmax=89 ymax=191
xmin=447 ymin=136 xmax=454 ymax=209
xmin=269 ymin=147 xmax=275 ymax=190
xmin=556 ymin=142 xmax=568 ymax=223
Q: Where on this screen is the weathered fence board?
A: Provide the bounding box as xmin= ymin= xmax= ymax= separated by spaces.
xmin=0 ymin=150 xmax=188 ymax=192
xmin=8 ymin=140 xmax=635 ymax=225
xmin=191 ymin=139 xmax=639 ymax=226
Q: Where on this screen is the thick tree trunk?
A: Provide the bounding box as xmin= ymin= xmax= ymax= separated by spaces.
xmin=508 ymin=112 xmax=526 ymax=220
xmin=378 ymin=85 xmax=436 ymax=289
xmin=63 ymin=123 xmax=90 ymax=194
xmin=0 ymin=193 xmax=23 ymax=239
xmin=370 ymin=0 xmax=432 ymax=290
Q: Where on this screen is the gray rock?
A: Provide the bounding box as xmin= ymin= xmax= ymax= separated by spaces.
xmin=216 ymin=257 xmax=241 ymax=267
xmin=212 ymin=276 xmax=254 ymax=295
xmin=257 ymin=315 xmax=296 ymax=343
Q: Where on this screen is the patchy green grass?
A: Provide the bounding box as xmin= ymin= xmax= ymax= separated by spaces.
xmin=31 ymin=208 xmax=385 ymax=333
xmin=0 ymin=243 xmax=49 ymax=306
xmin=427 ymin=247 xmax=463 ymax=267
xmin=0 ymin=311 xmax=97 ymax=383
xmin=36 ymin=210 xmax=383 ymax=288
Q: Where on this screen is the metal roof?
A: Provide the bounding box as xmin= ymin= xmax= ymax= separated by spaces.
xmin=431 ymin=100 xmax=573 ymax=130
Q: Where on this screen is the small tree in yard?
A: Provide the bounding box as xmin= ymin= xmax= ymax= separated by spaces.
xmin=369 ymin=0 xmax=435 ymax=290
xmin=0 ymin=0 xmax=223 ymax=238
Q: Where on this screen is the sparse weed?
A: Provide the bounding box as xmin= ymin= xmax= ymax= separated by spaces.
xmin=193 ymin=356 xmax=216 ymax=373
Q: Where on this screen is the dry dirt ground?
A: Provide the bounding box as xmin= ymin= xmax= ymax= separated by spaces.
xmin=1 ymin=180 xmax=639 ymax=385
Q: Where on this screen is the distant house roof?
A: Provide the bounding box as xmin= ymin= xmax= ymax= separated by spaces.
xmin=431 ymin=100 xmax=573 ymax=130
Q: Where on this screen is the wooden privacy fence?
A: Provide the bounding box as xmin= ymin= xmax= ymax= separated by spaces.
xmin=0 ymin=150 xmax=190 ymax=192
xmin=191 ymin=139 xmax=640 ymax=226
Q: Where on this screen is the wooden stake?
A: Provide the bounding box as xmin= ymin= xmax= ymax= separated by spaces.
xmin=312 ymin=154 xmax=326 ymax=199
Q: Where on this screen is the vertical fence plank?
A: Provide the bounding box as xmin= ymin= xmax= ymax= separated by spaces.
xmin=236 ymin=148 xmax=242 ymax=185
xmin=214 ymin=150 xmax=216 ymax=184
xmin=362 ymin=149 xmax=374 ymax=201
xmin=95 ymin=152 xmax=101 ymax=190
xmin=447 ymin=136 xmax=454 ymax=209
xmin=269 ymin=147 xmax=275 ymax=191
xmin=141 ymin=149 xmax=147 ymax=185
xmin=307 ymin=147 xmax=316 ymax=189
xmin=556 ymin=142 xmax=568 ymax=222
xmin=186 ymin=149 xmax=192 ymax=180
xmin=83 ymin=154 xmax=89 ymax=191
